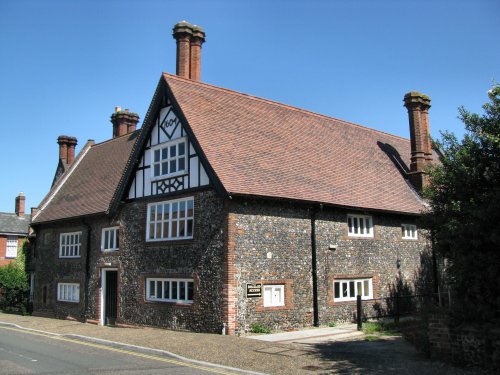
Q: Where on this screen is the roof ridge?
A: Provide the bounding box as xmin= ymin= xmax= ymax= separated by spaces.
xmin=162 ymin=72 xmax=409 ymax=142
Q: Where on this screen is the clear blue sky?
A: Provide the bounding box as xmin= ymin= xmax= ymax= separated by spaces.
xmin=0 ymin=0 xmax=498 ymax=213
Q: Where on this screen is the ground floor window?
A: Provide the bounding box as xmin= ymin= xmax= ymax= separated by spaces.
xmin=263 ymin=284 xmax=285 ymax=307
xmin=334 ymin=278 xmax=372 ymax=302
xmin=146 ymin=278 xmax=194 ymax=303
xmin=57 ymin=283 xmax=80 ymax=303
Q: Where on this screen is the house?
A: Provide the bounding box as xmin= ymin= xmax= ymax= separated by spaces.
xmin=0 ymin=193 xmax=31 ymax=266
xmin=29 ymin=22 xmax=435 ymax=334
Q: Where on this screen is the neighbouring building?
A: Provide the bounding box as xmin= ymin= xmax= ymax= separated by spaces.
xmin=0 ymin=193 xmax=31 ymax=266
xmin=29 ymin=21 xmax=436 ymax=334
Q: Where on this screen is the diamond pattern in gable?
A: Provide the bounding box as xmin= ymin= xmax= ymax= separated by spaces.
xmin=159 ymin=107 xmax=181 ymax=139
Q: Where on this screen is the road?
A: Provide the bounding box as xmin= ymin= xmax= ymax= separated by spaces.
xmin=0 ymin=326 xmax=241 ymax=375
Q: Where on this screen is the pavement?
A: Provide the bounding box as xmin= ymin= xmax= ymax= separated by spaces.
xmin=0 ymin=312 xmax=488 ymax=375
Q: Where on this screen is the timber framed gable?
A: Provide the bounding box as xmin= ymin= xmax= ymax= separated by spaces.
xmin=113 ymin=77 xmax=226 ymax=210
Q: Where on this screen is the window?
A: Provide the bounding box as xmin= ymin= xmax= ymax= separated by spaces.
xmin=57 ymin=283 xmax=79 ymax=303
xmin=59 ymin=232 xmax=82 ymax=258
xmin=347 ymin=214 xmax=373 ymax=237
xmin=334 ymin=278 xmax=373 ymax=302
xmin=263 ymin=285 xmax=284 ymax=307
xmin=146 ymin=278 xmax=194 ymax=303
xmin=101 ymin=227 xmax=119 ymax=251
xmin=151 ymin=138 xmax=187 ymax=179
xmin=402 ymin=224 xmax=417 ymax=239
xmin=6 ymin=236 xmax=18 ymax=258
xmin=147 ymin=197 xmax=194 ymax=241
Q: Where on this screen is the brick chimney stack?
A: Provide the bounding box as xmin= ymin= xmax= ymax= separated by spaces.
xmin=110 ymin=107 xmax=140 ymax=138
xmin=404 ymin=91 xmax=432 ymax=192
xmin=15 ymin=192 xmax=25 ymax=216
xmin=172 ymin=21 xmax=206 ymax=81
xmin=57 ymin=135 xmax=78 ymax=165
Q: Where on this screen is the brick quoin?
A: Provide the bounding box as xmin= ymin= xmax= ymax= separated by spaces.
xmin=222 ymin=211 xmax=238 ymax=335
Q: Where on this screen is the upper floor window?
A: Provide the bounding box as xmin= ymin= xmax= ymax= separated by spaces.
xmin=6 ymin=236 xmax=18 ymax=258
xmin=59 ymin=232 xmax=81 ymax=258
xmin=402 ymin=224 xmax=418 ymax=239
xmin=347 ymin=214 xmax=373 ymax=237
xmin=334 ymin=278 xmax=373 ymax=302
xmin=101 ymin=227 xmax=119 ymax=251
xmin=146 ymin=278 xmax=194 ymax=303
xmin=57 ymin=282 xmax=79 ymax=303
xmin=151 ymin=138 xmax=187 ymax=179
xmin=263 ymin=284 xmax=285 ymax=307
xmin=147 ymin=197 xmax=194 ymax=241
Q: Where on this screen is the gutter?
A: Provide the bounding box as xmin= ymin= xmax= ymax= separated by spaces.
xmin=82 ymin=219 xmax=92 ymax=321
xmin=310 ymin=209 xmax=319 ymax=327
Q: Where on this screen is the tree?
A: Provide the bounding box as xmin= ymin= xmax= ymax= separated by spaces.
xmin=0 ymin=240 xmax=29 ymax=313
xmin=424 ymin=85 xmax=500 ymax=323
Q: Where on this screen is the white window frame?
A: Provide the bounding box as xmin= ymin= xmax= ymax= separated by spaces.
xmin=402 ymin=224 xmax=418 ymax=239
xmin=347 ymin=214 xmax=373 ymax=237
xmin=146 ymin=278 xmax=194 ymax=303
xmin=146 ymin=197 xmax=194 ymax=241
xmin=6 ymin=236 xmax=18 ymax=258
xmin=57 ymin=283 xmax=80 ymax=303
xmin=263 ymin=284 xmax=285 ymax=307
xmin=101 ymin=227 xmax=119 ymax=251
xmin=150 ymin=137 xmax=188 ymax=180
xmin=334 ymin=278 xmax=373 ymax=302
xmin=59 ymin=232 xmax=82 ymax=258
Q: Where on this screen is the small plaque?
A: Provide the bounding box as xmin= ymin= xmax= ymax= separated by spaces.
xmin=246 ymin=283 xmax=262 ymax=298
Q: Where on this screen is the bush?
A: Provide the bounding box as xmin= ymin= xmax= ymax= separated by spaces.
xmin=0 ymin=242 xmax=29 ymax=314
xmin=251 ymin=323 xmax=272 ymax=334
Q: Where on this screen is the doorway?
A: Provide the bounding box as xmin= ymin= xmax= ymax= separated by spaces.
xmin=101 ymin=269 xmax=118 ymax=326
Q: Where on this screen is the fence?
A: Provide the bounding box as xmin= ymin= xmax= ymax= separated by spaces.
xmin=355 ymin=291 xmax=452 ymax=330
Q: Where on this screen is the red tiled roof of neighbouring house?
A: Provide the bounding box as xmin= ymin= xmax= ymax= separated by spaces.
xmin=32 ymin=131 xmax=139 ymax=224
xmin=163 ymin=73 xmax=428 ymax=214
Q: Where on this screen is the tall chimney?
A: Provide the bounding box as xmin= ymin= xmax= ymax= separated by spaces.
xmin=15 ymin=192 xmax=25 ymax=216
xmin=404 ymin=91 xmax=432 ymax=192
xmin=57 ymin=135 xmax=78 ymax=165
xmin=66 ymin=136 xmax=77 ymax=164
xmin=110 ymin=108 xmax=140 ymax=138
xmin=189 ymin=25 xmax=206 ymax=81
xmin=173 ymin=21 xmax=193 ymax=79
xmin=57 ymin=135 xmax=69 ymax=164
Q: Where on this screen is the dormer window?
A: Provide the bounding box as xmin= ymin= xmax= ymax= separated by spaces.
xmin=151 ymin=137 xmax=187 ymax=179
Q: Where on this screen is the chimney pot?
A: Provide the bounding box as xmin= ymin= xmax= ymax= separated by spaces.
xmin=173 ymin=21 xmax=205 ymax=81
xmin=404 ymin=91 xmax=432 ymax=191
xmin=111 ymin=109 xmax=140 ymax=138
xmin=15 ymin=192 xmax=25 ymax=216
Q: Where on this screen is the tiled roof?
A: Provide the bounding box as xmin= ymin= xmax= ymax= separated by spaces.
xmin=0 ymin=212 xmax=31 ymax=235
xmin=164 ymin=73 xmax=427 ymax=214
xmin=32 ymin=132 xmax=139 ymax=224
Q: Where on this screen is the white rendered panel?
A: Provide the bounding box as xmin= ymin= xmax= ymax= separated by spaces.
xmin=136 ymin=170 xmax=144 ymax=197
xmin=128 ymin=177 xmax=135 ymax=199
xmin=200 ymin=164 xmax=209 ymax=186
xmin=190 ymin=157 xmax=199 ymax=188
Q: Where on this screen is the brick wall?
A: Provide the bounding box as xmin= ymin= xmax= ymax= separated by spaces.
xmin=228 ymin=198 xmax=429 ymax=332
xmin=32 ymin=220 xmax=87 ymax=320
xmin=427 ymin=313 xmax=500 ymax=370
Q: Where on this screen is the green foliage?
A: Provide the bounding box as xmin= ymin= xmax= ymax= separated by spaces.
xmin=0 ymin=240 xmax=29 ymax=314
xmin=327 ymin=321 xmax=337 ymax=327
xmin=423 ymin=85 xmax=500 ymax=323
xmin=251 ymin=323 xmax=272 ymax=334
xmin=362 ymin=320 xmax=401 ymax=336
